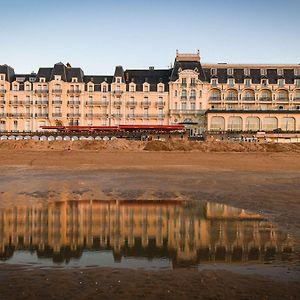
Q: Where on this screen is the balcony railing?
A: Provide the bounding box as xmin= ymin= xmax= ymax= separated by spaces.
xmin=170 ymin=109 xmax=205 ymax=115
xmin=141 ymin=100 xmax=151 ymax=107
xmin=85 ymin=113 xmax=108 ymax=118
xmin=126 ymin=101 xmax=137 ymax=106
xmin=67 ymin=113 xmax=81 ymax=118
xmin=209 ymin=97 xmax=221 ymax=102
xmin=35 ymin=101 xmax=49 ymax=105
xmin=113 ymin=100 xmax=122 ymax=106
xmin=68 ymin=101 xmax=81 ymax=105
xmin=276 ymin=97 xmax=289 ymax=102
xmin=155 ymin=101 xmax=165 ymax=107
xmin=189 ymin=96 xmax=196 ymax=100
xmin=293 ymin=97 xmax=300 ymax=101
xmin=52 ymin=113 xmax=62 ymax=118
xmin=35 ymin=113 xmax=48 ymax=118
xmin=181 ymin=83 xmax=187 ymax=88
xmin=113 ymin=90 xmax=123 ymax=96
xmin=52 ymin=100 xmax=63 ymax=105
xmin=35 ymin=89 xmax=49 ymax=94
xmin=226 ymin=97 xmax=238 ymax=101
xmin=242 ymin=97 xmax=255 ymax=101
xmin=52 ymin=89 xmax=63 ymax=94
xmin=112 ymin=113 xmax=122 ymax=118
xmin=67 ymin=90 xmax=81 ymax=94
xmin=259 ymin=97 xmax=272 ymax=101
xmin=8 ymin=113 xmax=34 ymax=118
xmin=181 ymin=96 xmax=187 ymax=100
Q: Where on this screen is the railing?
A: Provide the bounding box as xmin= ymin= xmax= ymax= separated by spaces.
xmin=242 ymin=97 xmax=255 ymax=101
xmin=209 ymin=97 xmax=221 ymax=101
xmin=259 ymin=97 xmax=272 ymax=101
xmin=67 ymin=113 xmax=81 ymax=118
xmin=35 ymin=101 xmax=49 ymax=105
xmin=67 ymin=90 xmax=81 ymax=94
xmin=52 ymin=100 xmax=63 ymax=105
xmin=113 ymin=100 xmax=122 ymax=106
xmin=276 ymin=97 xmax=289 ymax=102
xmin=293 ymin=97 xmax=300 ymax=101
xmin=181 ymin=83 xmax=187 ymax=88
xmin=35 ymin=89 xmax=49 ymax=94
xmin=189 ymin=96 xmax=196 ymax=100
xmin=35 ymin=113 xmax=48 ymax=118
xmin=155 ymin=101 xmax=165 ymax=107
xmin=68 ymin=101 xmax=81 ymax=105
xmin=181 ymin=96 xmax=187 ymax=100
xmin=226 ymin=97 xmax=238 ymax=101
xmin=112 ymin=113 xmax=122 ymax=118
xmin=52 ymin=89 xmax=63 ymax=94
xmin=85 ymin=113 xmax=108 ymax=118
xmin=170 ymin=109 xmax=205 ymax=115
xmin=126 ymin=101 xmax=137 ymax=106
xmin=141 ymin=100 xmax=151 ymax=107
xmin=52 ymin=113 xmax=62 ymax=117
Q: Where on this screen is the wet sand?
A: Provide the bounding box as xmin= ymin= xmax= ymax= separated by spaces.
xmin=0 ymin=149 xmax=300 ymax=299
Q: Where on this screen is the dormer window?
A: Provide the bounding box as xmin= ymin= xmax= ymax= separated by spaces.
xmin=129 ymin=84 xmax=135 ymax=92
xmin=72 ymin=77 xmax=78 ymax=83
xmin=25 ymin=84 xmax=31 ymax=91
xmin=295 ymin=79 xmax=300 ymax=87
xmin=116 ymin=77 xmax=121 ymax=83
xmin=55 ymin=75 xmax=61 ymax=81
xmin=88 ymin=85 xmax=94 ymax=92
xmin=295 ymin=69 xmax=300 ymax=76
xmin=143 ymin=84 xmax=149 ymax=92
xmin=13 ymin=84 xmax=19 ymax=91
xmin=158 ymin=84 xmax=164 ymax=93
xmin=39 ymin=77 xmax=46 ymax=83
xmin=261 ymin=79 xmax=268 ymax=86
xmin=191 ymin=78 xmax=196 ymax=87
xmin=244 ymin=69 xmax=250 ymax=76
xmin=0 ymin=74 xmax=5 ymax=81
xmin=227 ymin=68 xmax=234 ymax=76
xmin=182 ymin=78 xmax=187 ymax=87
xmin=211 ymin=68 xmax=217 ymax=76
xmin=261 ymin=69 xmax=267 ymax=76
xmin=277 ymin=69 xmax=283 ymax=76
xmin=102 ymin=85 xmax=107 ymax=93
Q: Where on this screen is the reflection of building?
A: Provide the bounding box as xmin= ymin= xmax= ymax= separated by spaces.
xmin=0 ymin=200 xmax=294 ymax=265
xmin=1 ymin=51 xmax=300 ymax=133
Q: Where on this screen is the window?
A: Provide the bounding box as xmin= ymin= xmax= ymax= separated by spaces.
xmin=88 ymin=85 xmax=93 ymax=92
xmin=191 ymin=78 xmax=196 ymax=86
xmin=55 ymin=75 xmax=61 ymax=81
xmin=190 ymin=89 xmax=196 ymax=99
xmin=72 ymin=77 xmax=78 ymax=83
xmin=295 ymin=79 xmax=300 ymax=87
xmin=103 ymin=85 xmax=107 ymax=92
xmin=261 ymin=79 xmax=268 ymax=86
xmin=182 ymin=78 xmax=187 ymax=86
xmin=130 ymin=84 xmax=135 ymax=92
xmin=228 ymin=78 xmax=235 ymax=87
xmin=295 ymin=69 xmax=300 ymax=76
xmin=116 ymin=78 xmax=121 ymax=83
xmin=278 ymin=79 xmax=285 ymax=87
xmin=158 ymin=85 xmax=164 ymax=93
xmin=13 ymin=85 xmax=18 ymax=91
xmin=244 ymin=79 xmax=251 ymax=87
xmin=277 ymin=69 xmax=283 ymax=76
xmin=25 ymin=84 xmax=31 ymax=91
xmin=174 ymin=90 xmax=177 ymax=97
xmin=261 ymin=69 xmax=267 ymax=76
xmin=227 ymin=68 xmax=233 ymax=76
xmin=211 ymin=68 xmax=217 ymax=76
xmin=0 ymin=74 xmax=5 ymax=81
xmin=39 ymin=77 xmax=45 ymax=83
xmin=211 ymin=79 xmax=218 ymax=87
xmin=144 ymin=84 xmax=149 ymax=92
xmin=244 ymin=69 xmax=250 ymax=76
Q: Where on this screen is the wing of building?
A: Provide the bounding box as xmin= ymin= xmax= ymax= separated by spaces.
xmin=1 ymin=51 xmax=300 ymax=133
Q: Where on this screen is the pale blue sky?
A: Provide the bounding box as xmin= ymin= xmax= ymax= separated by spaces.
xmin=0 ymin=0 xmax=299 ymax=74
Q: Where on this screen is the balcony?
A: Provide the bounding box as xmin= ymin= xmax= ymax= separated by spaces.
xmin=209 ymin=97 xmax=221 ymax=102
xmin=113 ymin=90 xmax=123 ymax=97
xmin=170 ymin=109 xmax=205 ymax=115
xmin=259 ymin=97 xmax=272 ymax=102
xmin=24 ymin=101 xmax=33 ymax=106
xmin=52 ymin=113 xmax=62 ymax=118
xmin=52 ymin=89 xmax=63 ymax=94
xmin=35 ymin=113 xmax=48 ymax=118
xmin=181 ymin=83 xmax=187 ymax=88
xmin=181 ymin=96 xmax=187 ymax=100
xmin=67 ymin=89 xmax=82 ymax=94
xmin=0 ymin=89 xmax=7 ymax=94
xmin=68 ymin=100 xmax=81 ymax=105
xmin=276 ymin=97 xmax=289 ymax=102
xmin=155 ymin=100 xmax=165 ymax=107
xmin=35 ymin=89 xmax=49 ymax=94
xmin=9 ymin=100 xmax=20 ymax=105
xmin=225 ymin=97 xmax=238 ymax=101
xmin=67 ymin=113 xmax=81 ymax=118
xmin=126 ymin=100 xmax=137 ymax=107
xmin=85 ymin=113 xmax=107 ymax=118
xmin=242 ymin=97 xmax=255 ymax=101
xmin=189 ymin=95 xmax=196 ymax=100
xmin=36 ymin=101 xmax=49 ymax=105
xmin=141 ymin=100 xmax=151 ymax=107
xmin=52 ymin=100 xmax=63 ymax=105
xmin=112 ymin=113 xmax=122 ymax=119
xmin=113 ymin=100 xmax=122 ymax=106
xmin=127 ymin=114 xmax=136 ymax=119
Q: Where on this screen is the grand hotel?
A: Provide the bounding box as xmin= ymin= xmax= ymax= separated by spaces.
xmin=0 ymin=51 xmax=300 ymax=134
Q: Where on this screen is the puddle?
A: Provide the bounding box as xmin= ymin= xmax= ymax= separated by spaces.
xmin=0 ymin=200 xmax=299 ymax=272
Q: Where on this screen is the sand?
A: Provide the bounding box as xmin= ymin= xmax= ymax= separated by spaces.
xmin=0 ymin=144 xmax=300 ymax=299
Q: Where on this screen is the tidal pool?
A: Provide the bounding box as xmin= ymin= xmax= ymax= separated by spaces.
xmin=0 ymin=200 xmax=298 ymax=271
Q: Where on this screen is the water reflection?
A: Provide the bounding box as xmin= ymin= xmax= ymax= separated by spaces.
xmin=0 ymin=200 xmax=296 ymax=269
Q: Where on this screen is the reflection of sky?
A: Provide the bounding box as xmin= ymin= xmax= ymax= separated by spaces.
xmin=1 ymin=0 xmax=300 ymax=73
xmin=3 ymin=250 xmax=172 ymax=270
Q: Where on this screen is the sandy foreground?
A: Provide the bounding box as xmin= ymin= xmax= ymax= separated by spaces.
xmin=0 ymin=141 xmax=300 ymax=299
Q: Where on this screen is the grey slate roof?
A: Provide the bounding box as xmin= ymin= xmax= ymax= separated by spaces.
xmin=0 ymin=65 xmax=15 ymax=82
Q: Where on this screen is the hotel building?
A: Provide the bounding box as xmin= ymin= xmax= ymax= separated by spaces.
xmin=1 ymin=51 xmax=300 ymax=134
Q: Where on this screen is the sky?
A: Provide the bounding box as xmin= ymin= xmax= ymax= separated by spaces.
xmin=0 ymin=0 xmax=299 ymax=74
